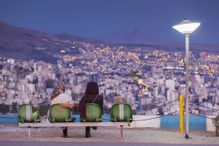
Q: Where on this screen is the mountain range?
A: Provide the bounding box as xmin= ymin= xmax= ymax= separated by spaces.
xmin=0 ymin=21 xmax=97 ymax=63
xmin=0 ymin=21 xmax=218 ymax=63
xmin=103 ymin=29 xmax=160 ymax=45
xmin=104 ymin=29 xmax=219 ymax=53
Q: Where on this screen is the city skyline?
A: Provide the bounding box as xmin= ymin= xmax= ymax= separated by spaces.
xmin=0 ymin=0 xmax=219 ymax=44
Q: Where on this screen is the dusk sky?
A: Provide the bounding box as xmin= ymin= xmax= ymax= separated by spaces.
xmin=0 ymin=0 xmax=219 ymax=44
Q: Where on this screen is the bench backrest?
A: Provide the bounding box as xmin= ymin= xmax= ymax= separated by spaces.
xmin=18 ymin=104 xmax=39 ymax=123
xmin=110 ymin=103 xmax=133 ymax=122
xmin=81 ymin=103 xmax=102 ymax=122
xmin=48 ymin=104 xmax=71 ymax=122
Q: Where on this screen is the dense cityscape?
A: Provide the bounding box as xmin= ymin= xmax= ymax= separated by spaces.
xmin=2 ymin=1 xmax=219 ymax=145
xmin=0 ymin=37 xmax=219 ymax=116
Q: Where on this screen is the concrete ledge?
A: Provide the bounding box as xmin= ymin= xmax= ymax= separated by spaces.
xmin=206 ymin=116 xmax=216 ymax=131
xmin=131 ymin=115 xmax=160 ymax=128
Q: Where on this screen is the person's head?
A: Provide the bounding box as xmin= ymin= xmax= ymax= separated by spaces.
xmin=85 ymin=82 xmax=99 ymax=95
xmin=51 ymin=89 xmax=61 ymax=100
xmin=51 ymin=81 xmax=64 ymax=100
xmin=55 ymin=81 xmax=65 ymax=92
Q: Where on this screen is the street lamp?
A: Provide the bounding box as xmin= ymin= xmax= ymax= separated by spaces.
xmin=172 ymin=19 xmax=200 ymax=139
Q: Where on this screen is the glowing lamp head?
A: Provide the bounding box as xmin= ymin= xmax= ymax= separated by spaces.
xmin=172 ymin=19 xmax=200 ymax=34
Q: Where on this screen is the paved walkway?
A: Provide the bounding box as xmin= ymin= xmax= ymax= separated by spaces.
xmin=0 ymin=141 xmax=218 ymax=146
xmin=0 ymin=124 xmax=218 ymax=144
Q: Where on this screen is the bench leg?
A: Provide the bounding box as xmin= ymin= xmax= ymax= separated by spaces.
xmin=27 ymin=128 xmax=31 ymax=138
xmin=120 ymin=125 xmax=123 ymax=139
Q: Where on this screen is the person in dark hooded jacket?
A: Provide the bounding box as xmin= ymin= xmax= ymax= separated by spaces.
xmin=79 ymin=82 xmax=103 ymax=138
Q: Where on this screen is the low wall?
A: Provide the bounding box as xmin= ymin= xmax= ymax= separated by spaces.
xmin=160 ymin=115 xmax=206 ymax=130
xmin=0 ymin=114 xmax=17 ymax=124
xmin=206 ymin=116 xmax=215 ymax=132
xmin=0 ymin=114 xmax=215 ymax=131
xmin=131 ymin=115 xmax=160 ymax=128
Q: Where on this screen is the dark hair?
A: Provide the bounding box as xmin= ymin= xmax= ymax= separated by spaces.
xmin=85 ymin=82 xmax=99 ymax=95
xmin=51 ymin=90 xmax=61 ymax=100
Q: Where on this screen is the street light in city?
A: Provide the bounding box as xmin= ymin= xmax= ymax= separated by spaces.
xmin=172 ymin=19 xmax=200 ymax=139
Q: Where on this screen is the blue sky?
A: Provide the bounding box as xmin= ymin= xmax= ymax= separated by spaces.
xmin=0 ymin=0 xmax=219 ymax=44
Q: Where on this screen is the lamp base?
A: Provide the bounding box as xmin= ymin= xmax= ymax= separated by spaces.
xmin=185 ymin=134 xmax=190 ymax=139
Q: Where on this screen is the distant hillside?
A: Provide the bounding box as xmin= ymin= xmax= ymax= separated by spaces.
xmin=0 ymin=21 xmax=218 ymax=64
xmin=104 ymin=29 xmax=160 ymax=45
xmin=0 ymin=21 xmax=97 ymax=63
xmin=0 ymin=21 xmax=54 ymax=62
xmin=104 ymin=29 xmax=219 ymax=53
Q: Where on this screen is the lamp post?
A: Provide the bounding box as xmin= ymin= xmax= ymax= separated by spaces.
xmin=172 ymin=19 xmax=200 ymax=139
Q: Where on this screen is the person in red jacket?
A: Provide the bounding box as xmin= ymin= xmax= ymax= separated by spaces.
xmin=79 ymin=82 xmax=103 ymax=138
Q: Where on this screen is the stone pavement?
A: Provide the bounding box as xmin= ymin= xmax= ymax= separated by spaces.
xmin=0 ymin=141 xmax=218 ymax=146
xmin=0 ymin=124 xmax=218 ymax=145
